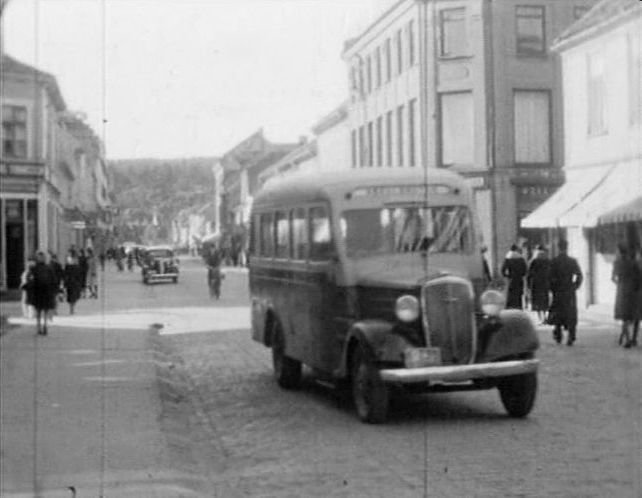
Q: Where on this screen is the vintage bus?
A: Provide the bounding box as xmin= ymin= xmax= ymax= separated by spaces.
xmin=249 ymin=168 xmax=539 ymax=423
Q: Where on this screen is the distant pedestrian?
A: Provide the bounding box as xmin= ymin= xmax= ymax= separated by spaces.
xmin=501 ymin=244 xmax=527 ymax=309
xmin=548 ymin=239 xmax=583 ymax=346
xmin=86 ymin=248 xmax=98 ymax=298
xmin=98 ymin=251 xmax=106 ymax=271
xmin=63 ymin=252 xmax=83 ymax=315
xmin=527 ymin=245 xmax=551 ymax=324
xmin=481 ymin=245 xmax=492 ymax=284
xmin=632 ymin=248 xmax=642 ymax=347
xmin=48 ymin=252 xmax=65 ymax=314
xmin=31 ymin=251 xmax=58 ymax=336
xmin=78 ymin=249 xmax=88 ymax=297
xmin=20 ymin=258 xmax=36 ymax=319
xmin=611 ymin=244 xmax=641 ymax=348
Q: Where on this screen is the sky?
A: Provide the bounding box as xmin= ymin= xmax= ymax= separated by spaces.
xmin=3 ymin=0 xmax=393 ymax=159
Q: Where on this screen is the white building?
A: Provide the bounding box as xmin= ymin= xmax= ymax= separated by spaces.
xmin=523 ymin=0 xmax=642 ymax=308
xmin=311 ymin=103 xmax=350 ymax=173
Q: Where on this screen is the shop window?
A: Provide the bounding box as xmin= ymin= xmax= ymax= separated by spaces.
xmin=2 ymin=105 xmax=28 ymax=158
xmin=440 ymin=8 xmax=467 ymax=57
xmin=516 ymin=6 xmax=546 ymax=56
xmin=441 ymin=92 xmax=474 ymax=166
xmin=309 ymin=207 xmax=332 ymax=261
xmin=514 ymin=90 xmax=551 ymax=164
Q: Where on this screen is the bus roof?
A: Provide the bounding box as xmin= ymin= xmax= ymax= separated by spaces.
xmin=253 ymin=167 xmax=469 ymax=208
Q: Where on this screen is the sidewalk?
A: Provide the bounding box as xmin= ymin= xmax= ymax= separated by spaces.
xmin=0 ymin=313 xmax=201 ymax=496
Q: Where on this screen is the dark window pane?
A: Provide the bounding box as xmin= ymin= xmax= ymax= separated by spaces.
xmin=309 ymin=206 xmax=332 ymax=261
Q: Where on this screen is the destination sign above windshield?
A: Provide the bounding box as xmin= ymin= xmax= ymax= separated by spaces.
xmin=348 ymin=184 xmax=458 ymax=199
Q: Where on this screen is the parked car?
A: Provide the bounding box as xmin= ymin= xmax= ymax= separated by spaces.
xmin=248 ymin=168 xmax=539 ymax=423
xmin=141 ymin=245 xmax=179 ymax=284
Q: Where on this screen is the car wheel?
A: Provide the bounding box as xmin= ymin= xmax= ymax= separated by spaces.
xmin=271 ymin=321 xmax=301 ymax=389
xmin=351 ymin=344 xmax=389 ymax=424
xmin=498 ymin=372 xmax=537 ymax=418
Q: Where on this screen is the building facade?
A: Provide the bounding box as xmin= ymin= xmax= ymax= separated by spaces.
xmin=523 ymin=0 xmax=642 ymax=307
xmin=311 ymin=102 xmax=350 ymax=173
xmin=343 ymin=0 xmax=597 ymax=270
xmin=1 ymin=55 xmax=110 ymax=290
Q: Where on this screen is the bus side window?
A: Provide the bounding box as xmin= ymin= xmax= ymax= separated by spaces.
xmin=260 ymin=212 xmax=274 ymax=257
xmin=309 ymin=206 xmax=332 ymax=261
xmin=275 ymin=211 xmax=289 ymax=259
xmin=291 ymin=208 xmax=308 ymax=260
xmin=250 ymin=214 xmax=260 ymax=256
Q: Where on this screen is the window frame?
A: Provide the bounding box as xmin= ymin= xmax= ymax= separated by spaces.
xmin=439 ymin=7 xmax=468 ymax=59
xmin=351 ymin=129 xmax=357 ymax=168
xmin=396 ymin=29 xmax=404 ymax=75
xmin=259 ymin=212 xmax=275 ymax=258
xmin=513 ymin=88 xmax=553 ymax=165
xmin=274 ymin=210 xmax=290 ymax=259
xmin=515 ymin=5 xmax=546 ymax=57
xmin=375 ymin=46 xmax=382 ymax=89
xmin=376 ymin=116 xmax=383 ymax=167
xmin=384 ymin=38 xmax=392 ymax=83
xmin=397 ymin=105 xmax=404 ymax=167
xmin=439 ymin=91 xmax=475 ymax=167
xmin=367 ymin=121 xmax=374 ymax=167
xmin=2 ymin=104 xmax=29 ymax=159
xmin=386 ymin=110 xmax=393 ymax=167
xmin=289 ymin=207 xmax=309 ymax=261
xmin=308 ymin=205 xmax=334 ymax=262
xmin=408 ymin=99 xmax=417 ymax=167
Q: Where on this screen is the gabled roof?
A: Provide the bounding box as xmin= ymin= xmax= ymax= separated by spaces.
xmin=1 ymin=54 xmax=67 ymax=110
xmin=554 ymin=0 xmax=641 ymax=50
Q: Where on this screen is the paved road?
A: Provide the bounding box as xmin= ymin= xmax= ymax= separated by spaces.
xmin=2 ymin=257 xmax=640 ymax=497
xmin=154 ymin=259 xmax=641 ymax=498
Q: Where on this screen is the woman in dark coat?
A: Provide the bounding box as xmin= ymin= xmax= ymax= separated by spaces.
xmin=527 ymin=245 xmax=551 ymax=324
xmin=501 ymin=244 xmax=528 ymax=309
xmin=78 ymin=248 xmax=88 ymax=297
xmin=632 ymin=248 xmax=642 ymax=347
xmin=31 ymin=251 xmax=58 ymax=336
xmin=63 ymin=252 xmax=84 ymax=315
xmin=612 ymin=244 xmax=641 ymax=348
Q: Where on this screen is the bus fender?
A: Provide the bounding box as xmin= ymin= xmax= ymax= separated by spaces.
xmin=479 ymin=310 xmax=539 ymax=361
xmin=338 ymin=320 xmax=410 ymax=378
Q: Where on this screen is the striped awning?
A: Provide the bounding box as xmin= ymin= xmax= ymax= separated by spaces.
xmin=598 ymin=196 xmax=642 ymax=225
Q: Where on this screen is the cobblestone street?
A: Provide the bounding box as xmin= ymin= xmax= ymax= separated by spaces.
xmin=153 ymin=262 xmax=642 ymax=498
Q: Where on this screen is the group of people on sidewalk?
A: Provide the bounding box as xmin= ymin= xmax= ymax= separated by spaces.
xmin=501 ymin=239 xmax=642 ymax=348
xmin=20 ymin=247 xmax=99 ymax=336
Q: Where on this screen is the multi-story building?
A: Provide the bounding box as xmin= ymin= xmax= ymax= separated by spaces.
xmin=1 ymin=54 xmax=110 ymax=290
xmin=257 ymin=139 xmax=318 ymax=187
xmin=343 ymin=0 xmax=597 ymax=271
xmin=212 ymin=130 xmax=298 ymax=233
xmin=523 ymin=0 xmax=642 ymax=308
xmin=311 ymin=102 xmax=350 ymax=174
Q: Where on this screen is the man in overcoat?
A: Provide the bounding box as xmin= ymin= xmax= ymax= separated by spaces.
xmin=548 ymin=239 xmax=583 ymax=346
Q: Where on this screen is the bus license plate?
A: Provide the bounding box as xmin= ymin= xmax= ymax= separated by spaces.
xmin=404 ymin=347 xmax=442 ymax=368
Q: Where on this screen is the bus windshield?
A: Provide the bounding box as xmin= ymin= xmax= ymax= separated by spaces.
xmin=341 ymin=205 xmax=473 ymax=257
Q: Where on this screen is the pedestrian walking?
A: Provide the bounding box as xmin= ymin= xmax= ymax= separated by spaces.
xmin=548 ymin=239 xmax=583 ymax=346
xmin=632 ymin=248 xmax=642 ymax=347
xmin=31 ymin=251 xmax=58 ymax=336
xmin=20 ymin=258 xmax=36 ymax=319
xmin=611 ymin=243 xmax=641 ymax=348
xmin=527 ymin=245 xmax=551 ymax=324
xmin=48 ymin=252 xmax=65 ymax=315
xmin=63 ymin=251 xmax=83 ymax=315
xmin=501 ymin=244 xmax=527 ymax=309
xmin=86 ymin=248 xmax=98 ymax=298
xmin=98 ymin=251 xmax=106 ymax=271
xmin=78 ymin=248 xmax=88 ymax=298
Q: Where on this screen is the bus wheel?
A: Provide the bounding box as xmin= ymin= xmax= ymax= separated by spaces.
xmin=498 ymin=372 xmax=537 ymax=418
xmin=351 ymin=344 xmax=389 ymax=424
xmin=271 ymin=322 xmax=301 ymax=389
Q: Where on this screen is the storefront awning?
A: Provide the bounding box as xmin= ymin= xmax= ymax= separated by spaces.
xmin=559 ymin=162 xmax=642 ymax=227
xmin=520 ymin=167 xmax=612 ymax=228
xmin=597 ymin=196 xmax=642 ymax=225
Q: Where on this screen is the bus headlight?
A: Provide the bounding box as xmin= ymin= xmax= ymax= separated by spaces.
xmin=480 ymin=289 xmax=505 ymax=317
xmin=396 ymin=295 xmax=420 ymax=322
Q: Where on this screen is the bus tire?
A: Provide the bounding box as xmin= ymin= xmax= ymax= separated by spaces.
xmin=271 ymin=321 xmax=301 ymax=389
xmin=351 ymin=344 xmax=389 ymax=424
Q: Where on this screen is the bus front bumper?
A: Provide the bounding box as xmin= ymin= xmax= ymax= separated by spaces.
xmin=379 ymin=359 xmax=539 ymax=384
